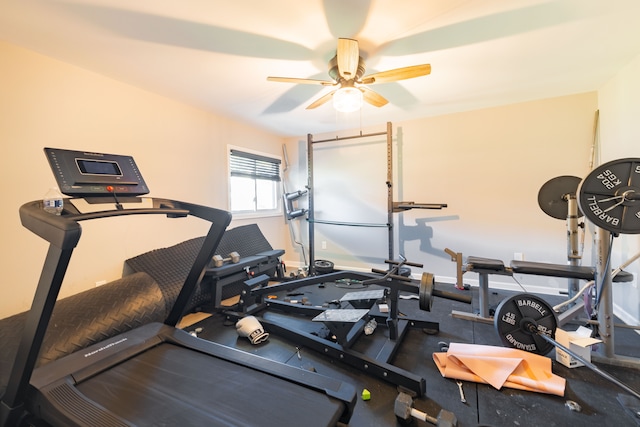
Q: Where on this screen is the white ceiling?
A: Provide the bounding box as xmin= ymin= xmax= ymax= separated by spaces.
xmin=2 ymin=0 xmax=640 ymax=137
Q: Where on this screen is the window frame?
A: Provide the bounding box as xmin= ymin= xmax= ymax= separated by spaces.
xmin=227 ymin=145 xmax=283 ymax=219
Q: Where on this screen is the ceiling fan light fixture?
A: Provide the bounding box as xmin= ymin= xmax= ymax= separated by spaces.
xmin=332 ymin=87 xmax=363 ymax=113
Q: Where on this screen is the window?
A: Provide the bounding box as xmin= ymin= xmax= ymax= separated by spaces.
xmin=228 ymin=147 xmax=282 ymax=216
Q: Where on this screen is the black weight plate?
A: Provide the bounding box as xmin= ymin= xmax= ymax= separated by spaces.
xmin=419 ymin=272 xmax=434 ymax=311
xmin=537 ymin=175 xmax=583 ymax=220
xmin=494 ymin=293 xmax=557 ymax=355
xmin=577 ymin=157 xmax=640 ymax=234
xmin=314 ymin=259 xmax=335 ymax=274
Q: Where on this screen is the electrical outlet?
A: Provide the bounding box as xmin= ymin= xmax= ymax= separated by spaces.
xmin=321 ymin=241 xmax=327 ymax=250
xmin=513 ymin=252 xmax=524 ymax=261
xmin=95 ymin=280 xmax=107 ymax=287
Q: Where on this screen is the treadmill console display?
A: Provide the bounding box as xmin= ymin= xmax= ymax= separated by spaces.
xmin=44 ymin=147 xmax=149 ymax=197
xmin=76 ymin=158 xmax=123 ymax=176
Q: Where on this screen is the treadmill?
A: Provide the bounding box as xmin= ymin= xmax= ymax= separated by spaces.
xmin=0 ymin=148 xmax=355 ymax=427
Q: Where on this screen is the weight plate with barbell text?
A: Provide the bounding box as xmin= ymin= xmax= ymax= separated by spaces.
xmin=494 ymin=293 xmax=557 ymax=355
xmin=577 ymin=157 xmax=640 ymax=235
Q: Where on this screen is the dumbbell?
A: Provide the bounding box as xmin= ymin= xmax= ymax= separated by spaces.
xmin=394 ymin=392 xmax=457 ymax=427
xmin=212 ymin=251 xmax=240 ymax=267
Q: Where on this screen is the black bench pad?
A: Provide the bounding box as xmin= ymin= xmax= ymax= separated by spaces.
xmin=511 ymin=260 xmax=595 ymax=280
xmin=464 ymin=256 xmax=633 ymax=282
xmin=510 ymin=260 xmax=633 ymax=282
xmin=466 ymin=256 xmax=506 ymax=272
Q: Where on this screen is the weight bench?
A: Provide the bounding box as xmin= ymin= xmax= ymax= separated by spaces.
xmin=205 ymin=223 xmax=284 ymax=307
xmin=446 ymin=250 xmax=633 ymax=323
xmin=124 ymin=223 xmax=284 ymax=310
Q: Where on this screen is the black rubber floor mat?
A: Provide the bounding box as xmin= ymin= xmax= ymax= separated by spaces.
xmin=0 ymin=272 xmax=166 ymax=395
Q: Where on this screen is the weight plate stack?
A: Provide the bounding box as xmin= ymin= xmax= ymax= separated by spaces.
xmin=314 ymin=259 xmax=335 ymax=274
xmin=418 ymin=272 xmax=434 ymax=312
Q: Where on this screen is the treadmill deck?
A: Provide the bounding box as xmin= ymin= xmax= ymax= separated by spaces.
xmin=29 ymin=323 xmax=353 ymax=427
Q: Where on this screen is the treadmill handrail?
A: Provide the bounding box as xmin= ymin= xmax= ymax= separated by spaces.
xmin=2 ymin=197 xmax=232 ymax=427
xmin=19 ymin=201 xmax=82 ymax=250
xmin=18 ymin=197 xmax=216 ymax=249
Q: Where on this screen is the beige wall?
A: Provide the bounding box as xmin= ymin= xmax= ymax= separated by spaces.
xmin=2 ymin=39 xmax=638 ymax=326
xmin=0 ymin=41 xmax=287 ymax=318
xmin=285 ymin=93 xmax=599 ymax=295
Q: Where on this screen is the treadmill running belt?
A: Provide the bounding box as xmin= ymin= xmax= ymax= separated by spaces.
xmin=75 ymin=343 xmax=343 ymax=426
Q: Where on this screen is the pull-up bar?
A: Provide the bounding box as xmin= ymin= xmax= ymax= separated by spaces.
xmin=309 ymin=219 xmax=391 ymax=228
xmin=311 ymin=130 xmax=388 ymax=144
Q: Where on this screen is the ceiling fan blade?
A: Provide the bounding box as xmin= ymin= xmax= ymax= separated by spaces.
xmin=306 ymin=90 xmax=337 ymax=109
xmin=360 ymin=87 xmax=388 ymax=107
xmin=268 ymin=76 xmax=335 ymax=86
xmin=60 ymin=4 xmax=314 ymax=60
xmin=337 ymin=38 xmax=359 ymax=80
xmin=323 ymin=0 xmax=372 ymax=39
xmin=377 ymin=3 xmax=588 ymax=57
xmin=360 ymin=64 xmax=431 ymax=85
xmin=263 ymin=84 xmax=327 ymax=114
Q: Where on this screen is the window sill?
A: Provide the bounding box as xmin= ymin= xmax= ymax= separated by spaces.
xmin=231 ymin=210 xmax=283 ymax=220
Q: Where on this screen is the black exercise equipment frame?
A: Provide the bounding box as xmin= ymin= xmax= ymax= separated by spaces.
xmin=1 ymin=197 xmax=356 ymax=426
xmin=227 ymin=270 xmax=428 ymax=396
xmin=225 ymin=260 xmax=472 ymax=397
xmin=448 ymin=159 xmax=640 ymax=369
xmin=306 ymin=123 xmax=447 ymax=274
xmin=576 ymin=158 xmax=640 ymax=369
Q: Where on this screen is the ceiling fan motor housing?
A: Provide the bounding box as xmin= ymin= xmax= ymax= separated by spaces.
xmin=328 ymin=55 xmax=366 ymax=83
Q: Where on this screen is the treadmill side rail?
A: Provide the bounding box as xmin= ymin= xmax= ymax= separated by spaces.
xmin=163 ymin=325 xmax=357 ymax=412
xmin=27 ymin=323 xmax=356 ymax=426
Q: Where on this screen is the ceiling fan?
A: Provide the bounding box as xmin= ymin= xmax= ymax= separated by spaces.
xmin=267 ymin=38 xmax=431 ymax=110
